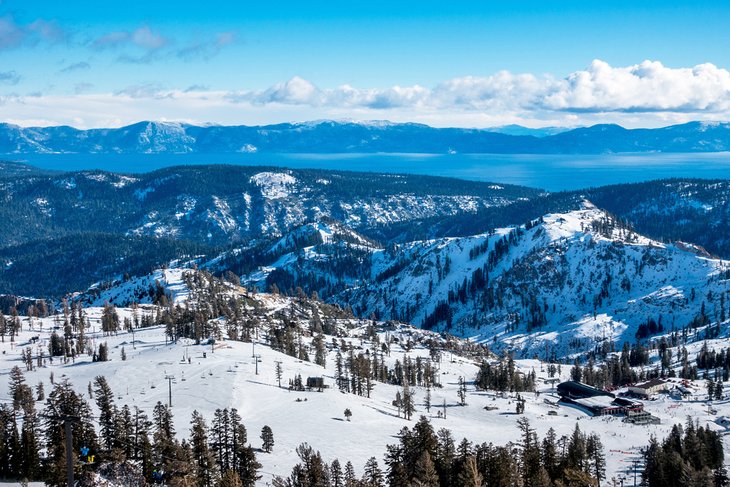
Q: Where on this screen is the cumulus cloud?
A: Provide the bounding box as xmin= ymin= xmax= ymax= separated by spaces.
xmin=258 ymin=76 xmax=324 ymax=105
xmin=222 ymin=60 xmax=730 ymax=117
xmin=543 ymin=60 xmax=730 ymax=112
xmin=4 ymin=60 xmax=730 ymax=129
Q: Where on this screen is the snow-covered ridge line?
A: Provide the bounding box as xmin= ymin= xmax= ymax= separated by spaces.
xmin=230 ymin=204 xmax=729 ymax=360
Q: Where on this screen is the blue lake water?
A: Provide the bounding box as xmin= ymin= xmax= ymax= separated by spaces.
xmin=4 ymin=152 xmax=730 ymax=191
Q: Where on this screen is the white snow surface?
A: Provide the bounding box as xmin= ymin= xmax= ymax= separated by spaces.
xmin=2 ymin=301 xmax=730 ymax=484
xmin=241 ymin=204 xmax=730 ymax=359
xmin=250 ymin=172 xmax=297 ymax=200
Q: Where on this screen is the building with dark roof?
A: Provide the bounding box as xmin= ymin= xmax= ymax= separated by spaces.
xmin=557 ymin=381 xmax=614 ymax=399
xmin=557 ymin=381 xmax=643 ymax=416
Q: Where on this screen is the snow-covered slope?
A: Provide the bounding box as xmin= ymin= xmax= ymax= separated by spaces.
xmin=1 ymin=290 xmax=729 ymax=484
xmin=0 ymin=166 xmax=537 ymax=249
xmin=240 ymin=202 xmax=730 ymax=358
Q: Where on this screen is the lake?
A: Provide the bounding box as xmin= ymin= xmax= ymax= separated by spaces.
xmin=4 ymin=152 xmax=730 ymax=191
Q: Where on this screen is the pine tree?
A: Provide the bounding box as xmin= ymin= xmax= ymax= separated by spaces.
xmin=275 ymin=361 xmax=283 ymax=388
xmin=291 ymin=443 xmax=329 ymax=486
xmin=424 ymin=383 xmax=431 ymax=413
xmin=9 ymin=366 xmax=33 ymax=413
xmin=433 ymin=429 xmax=454 ymax=487
xmin=541 ymin=427 xmax=560 ymax=480
xmin=115 ymin=404 xmax=133 ymax=457
xmin=402 ymin=380 xmax=415 ymax=421
xmin=93 ymin=375 xmax=117 ymax=450
xmin=0 ymin=314 xmax=6 ymax=343
xmin=0 ymin=405 xmax=18 ymax=479
xmin=384 ymin=444 xmax=408 ymax=487
xmin=101 ymin=302 xmax=120 ymax=335
xmin=518 ymin=417 xmax=541 ymax=486
xmin=97 ymin=342 xmax=109 ymax=362
xmin=43 ymin=380 xmax=98 ymax=487
xmin=18 ymin=398 xmax=41 ymax=480
xmin=345 ymin=461 xmax=356 ymax=486
xmin=388 ymin=381 xmax=401 ymax=411
xmin=212 ymin=408 xmax=231 ymax=471
xmin=566 ymin=424 xmax=587 ymax=472
xmin=331 ymin=459 xmax=343 ymax=487
xmin=314 ymin=333 xmax=327 ymax=367
xmin=230 ymin=408 xmax=248 ymax=467
xmin=457 ymin=376 xmax=467 ymax=406
xmin=413 ymin=450 xmax=439 ymax=487
xmin=261 ymin=425 xmax=274 ymax=453
xmin=586 ymin=433 xmax=606 ymax=486
xmin=457 ymin=455 xmax=485 ymax=487
xmin=152 ymin=401 xmax=178 ymax=473
xmin=235 ymin=445 xmax=261 ymax=486
xmin=190 ymin=410 xmax=218 ymax=486
xmin=219 ymin=470 xmax=244 ymax=487
xmin=362 ymin=456 xmax=384 ymax=487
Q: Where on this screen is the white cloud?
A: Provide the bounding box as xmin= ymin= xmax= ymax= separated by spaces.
xmin=256 ymin=76 xmax=324 ymax=105
xmin=543 ymin=60 xmax=730 ymax=112
xmin=222 ymin=60 xmax=730 ymax=116
xmin=5 ymin=60 xmax=730 ymax=128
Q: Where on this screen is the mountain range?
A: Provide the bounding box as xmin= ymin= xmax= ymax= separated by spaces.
xmin=0 ymin=160 xmax=724 ymax=364
xmin=2 ymin=120 xmax=730 ymax=154
xmin=0 ymin=163 xmax=725 ymax=329
xmin=225 ymin=204 xmax=729 ymax=358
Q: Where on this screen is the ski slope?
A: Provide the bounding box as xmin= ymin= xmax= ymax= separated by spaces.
xmin=0 ymin=303 xmax=728 ymax=485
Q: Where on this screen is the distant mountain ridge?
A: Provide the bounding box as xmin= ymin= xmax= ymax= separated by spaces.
xmin=0 ymin=162 xmax=727 ymax=298
xmin=2 ymin=120 xmax=730 ymax=154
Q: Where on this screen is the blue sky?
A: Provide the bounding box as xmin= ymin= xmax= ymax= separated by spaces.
xmin=2 ymin=0 xmax=730 ymax=128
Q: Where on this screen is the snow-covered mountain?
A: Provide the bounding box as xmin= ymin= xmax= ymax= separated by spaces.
xmin=3 ymin=119 xmax=730 ymax=154
xmin=236 ymin=203 xmax=730 ymax=358
xmin=0 ymin=165 xmax=728 ymax=304
xmin=0 ymin=166 xmax=537 ymax=248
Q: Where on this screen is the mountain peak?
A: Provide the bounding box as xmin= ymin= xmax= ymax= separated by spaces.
xmin=2 ymin=119 xmax=730 ymax=154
